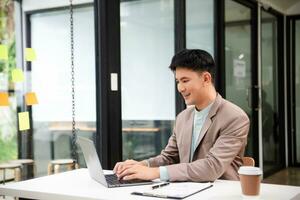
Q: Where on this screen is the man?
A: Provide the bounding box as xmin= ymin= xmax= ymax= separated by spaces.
xmin=113 ymin=49 xmax=250 ymax=182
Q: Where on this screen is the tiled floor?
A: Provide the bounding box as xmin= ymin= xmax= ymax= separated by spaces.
xmin=262 ymin=167 xmax=300 ymax=186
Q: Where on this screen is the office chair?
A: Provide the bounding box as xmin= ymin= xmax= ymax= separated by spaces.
xmin=242 ymin=156 xmax=255 ymax=166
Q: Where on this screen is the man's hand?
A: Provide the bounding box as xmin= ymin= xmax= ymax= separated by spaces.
xmin=117 ymin=165 xmax=160 ymax=181
xmin=113 ymin=159 xmax=147 ymax=176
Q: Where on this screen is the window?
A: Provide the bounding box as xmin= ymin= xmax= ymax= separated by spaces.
xmin=120 ymin=0 xmax=175 ymax=160
xmin=29 ymin=5 xmax=96 ymax=176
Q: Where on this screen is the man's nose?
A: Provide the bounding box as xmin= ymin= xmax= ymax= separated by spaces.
xmin=177 ymin=83 xmax=185 ymax=93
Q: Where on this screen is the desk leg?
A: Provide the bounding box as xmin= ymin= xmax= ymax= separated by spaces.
xmin=15 ymin=168 xmax=21 ymax=182
xmin=154 ymin=131 xmax=162 ymax=155
xmin=50 ymin=133 xmax=55 ymax=160
xmin=47 ymin=164 xmax=53 ymax=175
xmin=54 ymin=165 xmax=60 ymax=174
xmin=3 ymin=169 xmax=5 ymax=185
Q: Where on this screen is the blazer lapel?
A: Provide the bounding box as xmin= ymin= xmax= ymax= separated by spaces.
xmin=181 ymin=108 xmax=194 ymax=163
xmin=193 ymin=94 xmax=223 ymax=153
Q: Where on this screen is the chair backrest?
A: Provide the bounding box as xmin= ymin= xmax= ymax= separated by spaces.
xmin=242 ymin=156 xmax=255 ymax=166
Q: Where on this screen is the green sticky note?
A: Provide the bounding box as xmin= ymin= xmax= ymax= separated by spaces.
xmin=0 ymin=45 xmax=8 ymax=60
xmin=25 ymin=48 xmax=36 ymax=61
xmin=18 ymin=111 xmax=30 ymax=131
xmin=12 ymin=69 xmax=25 ymax=82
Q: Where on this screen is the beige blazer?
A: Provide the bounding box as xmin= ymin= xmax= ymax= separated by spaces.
xmin=148 ymin=94 xmax=250 ymax=182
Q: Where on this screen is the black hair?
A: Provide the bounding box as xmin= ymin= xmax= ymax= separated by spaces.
xmin=169 ymin=49 xmax=216 ymax=82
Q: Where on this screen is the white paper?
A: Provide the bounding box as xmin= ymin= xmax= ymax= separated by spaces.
xmin=134 ymin=182 xmax=212 ymax=199
xmin=233 ymin=59 xmax=246 ymax=78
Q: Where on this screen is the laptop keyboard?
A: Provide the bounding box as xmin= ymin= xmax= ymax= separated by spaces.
xmin=105 ymin=174 xmax=134 ymax=185
xmin=105 ymin=174 xmax=148 ymax=186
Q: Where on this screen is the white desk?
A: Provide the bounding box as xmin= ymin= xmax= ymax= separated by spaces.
xmin=0 ymin=169 xmax=299 ymax=200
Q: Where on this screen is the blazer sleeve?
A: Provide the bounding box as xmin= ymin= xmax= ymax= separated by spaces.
xmin=165 ymin=113 xmax=249 ymax=182
xmin=147 ymin=125 xmax=180 ymax=167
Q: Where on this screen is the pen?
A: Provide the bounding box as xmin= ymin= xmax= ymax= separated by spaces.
xmin=151 ymin=182 xmax=170 ymax=189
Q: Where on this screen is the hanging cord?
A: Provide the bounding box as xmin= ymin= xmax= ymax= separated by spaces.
xmin=70 ymin=0 xmax=78 ymax=163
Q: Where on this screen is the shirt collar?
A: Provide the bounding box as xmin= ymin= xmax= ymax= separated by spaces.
xmin=194 ymin=101 xmax=214 ymax=117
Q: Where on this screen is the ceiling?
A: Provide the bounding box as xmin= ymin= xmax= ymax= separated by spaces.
xmin=258 ymin=0 xmax=300 ymax=13
xmin=268 ymin=0 xmax=300 ymax=10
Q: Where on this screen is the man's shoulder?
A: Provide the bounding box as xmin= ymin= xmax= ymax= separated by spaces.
xmin=177 ymin=106 xmax=194 ymax=118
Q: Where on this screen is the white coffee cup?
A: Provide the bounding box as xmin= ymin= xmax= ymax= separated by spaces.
xmin=238 ymin=166 xmax=263 ymax=196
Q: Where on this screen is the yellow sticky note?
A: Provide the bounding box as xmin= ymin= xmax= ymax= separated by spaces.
xmin=12 ymin=69 xmax=24 ymax=82
xmin=25 ymin=92 xmax=38 ymax=105
xmin=0 ymin=92 xmax=9 ymax=106
xmin=25 ymin=48 xmax=36 ymax=61
xmin=0 ymin=44 xmax=8 ymax=60
xmin=18 ymin=112 xmax=30 ymax=131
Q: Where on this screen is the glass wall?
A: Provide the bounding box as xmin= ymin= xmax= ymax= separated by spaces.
xmin=30 ymin=6 xmax=96 ymax=176
xmin=224 ymin=0 xmax=254 ymax=156
xmin=296 ymin=20 xmax=300 ymax=163
xmin=120 ymin=0 xmax=175 ymax=160
xmin=261 ymin=10 xmax=282 ymax=173
xmin=186 ymin=0 xmax=214 ymax=56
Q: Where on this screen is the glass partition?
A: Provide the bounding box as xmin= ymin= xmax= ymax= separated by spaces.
xmin=186 ymin=0 xmax=214 ymax=56
xmin=224 ymin=0 xmax=254 ymax=156
xmin=120 ymin=0 xmax=175 ymax=160
xmin=296 ymin=20 xmax=300 ymax=163
xmin=30 ymin=6 xmax=96 ymax=176
xmin=261 ymin=10 xmax=282 ymax=173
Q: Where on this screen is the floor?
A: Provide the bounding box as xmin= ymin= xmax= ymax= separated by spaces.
xmin=262 ymin=167 xmax=300 ymax=186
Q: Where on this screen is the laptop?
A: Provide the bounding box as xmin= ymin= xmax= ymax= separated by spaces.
xmin=77 ymin=136 xmax=153 ymax=188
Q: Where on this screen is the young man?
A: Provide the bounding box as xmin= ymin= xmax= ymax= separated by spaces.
xmin=113 ymin=49 xmax=250 ymax=182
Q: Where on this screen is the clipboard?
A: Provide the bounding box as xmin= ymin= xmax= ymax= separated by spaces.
xmin=131 ymin=182 xmax=213 ymax=199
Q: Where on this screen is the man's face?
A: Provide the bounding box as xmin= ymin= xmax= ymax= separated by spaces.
xmin=175 ymin=68 xmax=208 ymax=107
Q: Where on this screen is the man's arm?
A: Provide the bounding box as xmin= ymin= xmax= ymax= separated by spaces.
xmin=114 ymin=123 xmax=180 ymax=179
xmin=166 ymin=114 xmax=249 ymax=182
xmin=113 ymin=122 xmax=179 ymax=179
xmin=147 ymin=129 xmax=180 ymax=167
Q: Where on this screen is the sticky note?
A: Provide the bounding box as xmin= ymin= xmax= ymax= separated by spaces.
xmin=0 ymin=45 xmax=8 ymax=60
xmin=0 ymin=92 xmax=9 ymax=106
xmin=12 ymin=69 xmax=24 ymax=82
xmin=18 ymin=112 xmax=30 ymax=131
xmin=25 ymin=92 xmax=38 ymax=105
xmin=25 ymin=48 xmax=36 ymax=61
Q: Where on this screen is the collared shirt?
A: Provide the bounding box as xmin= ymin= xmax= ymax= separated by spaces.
xmin=190 ymin=103 xmax=213 ymax=161
xmin=159 ymin=102 xmax=214 ymax=181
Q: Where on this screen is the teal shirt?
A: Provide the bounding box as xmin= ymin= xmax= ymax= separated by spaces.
xmin=159 ymin=103 xmax=213 ymax=181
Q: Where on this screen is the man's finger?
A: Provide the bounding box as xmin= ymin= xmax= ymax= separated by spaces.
xmin=113 ymin=162 xmax=123 ymax=173
xmin=123 ymin=174 xmax=137 ymax=180
xmin=116 ymin=161 xmax=137 ymax=174
xmin=117 ymin=164 xmax=133 ymax=176
xmin=118 ymin=167 xmax=136 ymax=179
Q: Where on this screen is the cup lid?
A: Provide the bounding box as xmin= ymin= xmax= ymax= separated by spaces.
xmin=238 ymin=166 xmax=262 ymax=175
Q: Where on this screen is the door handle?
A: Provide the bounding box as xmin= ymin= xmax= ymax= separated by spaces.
xmin=254 ymin=85 xmax=260 ymax=111
xmin=247 ymin=85 xmax=260 ymax=111
xmin=246 ymin=87 xmax=252 ymax=109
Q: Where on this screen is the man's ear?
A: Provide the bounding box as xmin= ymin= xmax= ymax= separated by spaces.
xmin=202 ymin=72 xmax=212 ymax=83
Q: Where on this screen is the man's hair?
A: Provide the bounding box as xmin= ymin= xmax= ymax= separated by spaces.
xmin=169 ymin=49 xmax=216 ymax=82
